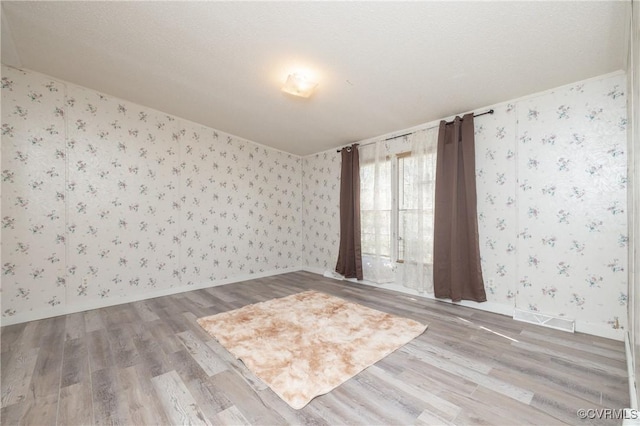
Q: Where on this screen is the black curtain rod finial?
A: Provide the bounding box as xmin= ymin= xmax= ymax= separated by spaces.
xmin=336 ymin=143 xmax=358 ymax=153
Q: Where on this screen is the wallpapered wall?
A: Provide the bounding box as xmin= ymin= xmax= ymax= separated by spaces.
xmin=1 ymin=65 xmax=302 ymax=323
xmin=0 ymin=64 xmax=628 ymax=338
xmin=304 ymin=72 xmax=628 ymax=338
xmin=627 ymin=0 xmax=639 ymax=403
xmin=301 ymin=151 xmax=341 ymax=272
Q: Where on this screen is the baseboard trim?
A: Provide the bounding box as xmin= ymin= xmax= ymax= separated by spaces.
xmin=4 ymin=266 xmax=627 ymax=343
xmin=301 ymin=266 xmax=329 ymax=276
xmin=0 ymin=266 xmax=302 ymax=327
xmin=574 ymin=320 xmax=625 ymax=341
xmin=626 ymin=331 xmax=638 ymax=410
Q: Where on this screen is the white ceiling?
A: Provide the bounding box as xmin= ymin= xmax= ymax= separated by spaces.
xmin=1 ymin=1 xmax=629 ymax=156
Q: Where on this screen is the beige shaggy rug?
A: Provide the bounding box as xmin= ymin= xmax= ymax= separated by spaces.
xmin=197 ymin=290 xmax=428 ymax=409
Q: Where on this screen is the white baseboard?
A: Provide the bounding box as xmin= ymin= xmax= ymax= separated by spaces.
xmin=574 ymin=320 xmax=626 ymax=341
xmin=626 ymin=331 xmax=638 ymax=410
xmin=4 ymin=266 xmax=627 ymax=343
xmin=301 ymin=266 xmax=328 ymax=276
xmin=0 ymin=266 xmax=302 ymax=327
xmin=427 ymin=294 xmax=515 ymax=318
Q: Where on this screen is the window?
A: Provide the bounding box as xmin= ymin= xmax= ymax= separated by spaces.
xmin=360 ymin=157 xmax=392 ymax=258
xmin=360 ymin=149 xmax=435 ymax=264
xmin=397 ymin=153 xmax=434 ymax=264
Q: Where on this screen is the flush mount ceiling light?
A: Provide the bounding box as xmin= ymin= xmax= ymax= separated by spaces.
xmin=281 ymin=73 xmax=318 ymax=98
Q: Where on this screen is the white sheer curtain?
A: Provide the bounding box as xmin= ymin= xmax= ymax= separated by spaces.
xmin=359 ymin=141 xmax=395 ymax=284
xmin=400 ymin=128 xmax=438 ymax=293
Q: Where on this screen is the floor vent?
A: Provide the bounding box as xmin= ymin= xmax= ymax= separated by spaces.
xmin=513 ymin=308 xmax=575 ymax=333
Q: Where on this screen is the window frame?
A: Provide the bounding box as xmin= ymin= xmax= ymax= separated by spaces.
xmin=360 ymin=148 xmax=435 ymax=264
xmin=394 ymin=151 xmax=411 ymax=263
xmin=359 ymin=154 xmax=393 ymax=259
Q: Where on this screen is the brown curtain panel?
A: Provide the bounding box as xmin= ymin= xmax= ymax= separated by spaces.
xmin=335 ymin=144 xmax=363 ymax=280
xmin=433 ymin=114 xmax=486 ymax=302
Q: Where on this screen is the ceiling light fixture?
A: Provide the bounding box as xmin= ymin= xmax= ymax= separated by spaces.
xmin=281 ymin=73 xmax=318 ymax=98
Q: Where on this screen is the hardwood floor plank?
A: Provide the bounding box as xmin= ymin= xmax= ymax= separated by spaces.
xmin=470 ymin=385 xmax=567 ymax=425
xmin=530 ymin=390 xmax=616 ymax=425
xmin=147 ymin=319 xmax=185 ymax=355
xmin=0 ymin=400 xmax=25 ymax=425
xmin=0 ymin=322 xmax=27 ymax=353
xmin=519 ymin=329 xmax=626 ymax=361
xmin=199 ymin=290 xmax=239 ymax=314
xmin=306 ymin=385 xmax=391 ymax=425
xmin=131 ymin=300 xmax=161 ymax=322
xmin=252 ymin=385 xmax=329 ymax=426
xmin=183 ymin=311 xmax=222 ymax=342
xmin=91 ymin=367 xmax=131 ymax=426
xmin=64 ymin=312 xmax=86 ymax=341
xmin=410 ymin=337 xmax=495 ymax=374
xmin=84 ymin=310 xmax=105 ymax=333
xmin=491 ymin=367 xmax=612 ymax=424
xmin=512 ymin=340 xmax=627 ymax=378
xmin=176 ymin=330 xmax=227 ymax=377
xmin=105 ymin=326 xmax=141 ymax=369
xmin=206 ymin=287 xmax=239 ymax=303
xmin=184 ymin=377 xmax=233 ymax=423
xmin=216 ymin=405 xmax=251 ymax=426
xmin=87 ymin=330 xmax=115 ymax=372
xmin=0 ymin=271 xmax=629 ymax=425
xmin=495 ymin=347 xmax=625 ymax=407
xmin=366 ymin=364 xmax=461 ymax=422
xmin=400 ymin=343 xmax=535 ymax=405
xmin=182 ymin=290 xmax=216 ymax=310
xmin=347 ymin=369 xmax=424 ymax=424
xmin=205 ymin=338 xmax=266 ymax=391
xmin=60 ymin=337 xmax=89 ymax=388
xmin=1 ymin=347 xmax=39 ymax=407
xmin=415 ymin=409 xmax=455 ymax=426
xmin=128 ymin=323 xmax=171 ymax=378
xmin=209 ymin=370 xmax=287 ymax=426
xmin=29 ymin=326 xmax=65 ymax=398
xmin=117 ymin=365 xmax=172 ymax=425
xmin=20 ymin=393 xmax=57 ymax=426
xmin=151 ymin=370 xmax=212 ymax=426
xmin=394 ymin=354 xmax=480 ymax=397
xmin=58 ymin=382 xmax=93 ymax=426
xmin=100 ymin=305 xmax=142 ymax=330
xmin=166 ymin=349 xmax=212 ymax=384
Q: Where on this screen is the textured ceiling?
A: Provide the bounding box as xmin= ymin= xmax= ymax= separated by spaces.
xmin=1 ymin=1 xmax=628 ymax=156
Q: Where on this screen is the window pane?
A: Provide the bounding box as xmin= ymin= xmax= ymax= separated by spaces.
xmin=361 ymin=210 xmax=391 ymax=257
xmin=399 ymin=155 xmax=434 ymax=211
xmin=360 ymin=156 xmax=392 ymax=258
xmin=360 ymin=160 xmax=391 ymax=210
xmin=398 ymin=209 xmax=433 ymax=263
xmin=400 ymin=156 xmax=413 ymax=210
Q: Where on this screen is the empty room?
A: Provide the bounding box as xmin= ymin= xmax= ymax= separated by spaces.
xmin=1 ymin=1 xmax=640 ymax=425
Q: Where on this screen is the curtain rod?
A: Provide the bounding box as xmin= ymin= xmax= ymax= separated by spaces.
xmin=336 ymin=109 xmax=494 ymax=153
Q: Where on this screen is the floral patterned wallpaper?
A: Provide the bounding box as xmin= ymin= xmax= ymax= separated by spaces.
xmin=513 ymin=76 xmax=628 ymax=333
xmin=304 ymin=72 xmax=628 ymax=337
xmin=474 ymin=104 xmax=518 ymax=310
xmin=1 ymin=64 xmax=628 ymax=337
xmin=2 ymin=65 xmax=301 ymax=323
xmin=1 ymin=68 xmax=67 ymax=317
xmin=302 ymin=151 xmax=341 ymax=272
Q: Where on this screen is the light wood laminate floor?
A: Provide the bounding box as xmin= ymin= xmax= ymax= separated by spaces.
xmin=1 ymin=271 xmax=629 ymax=425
